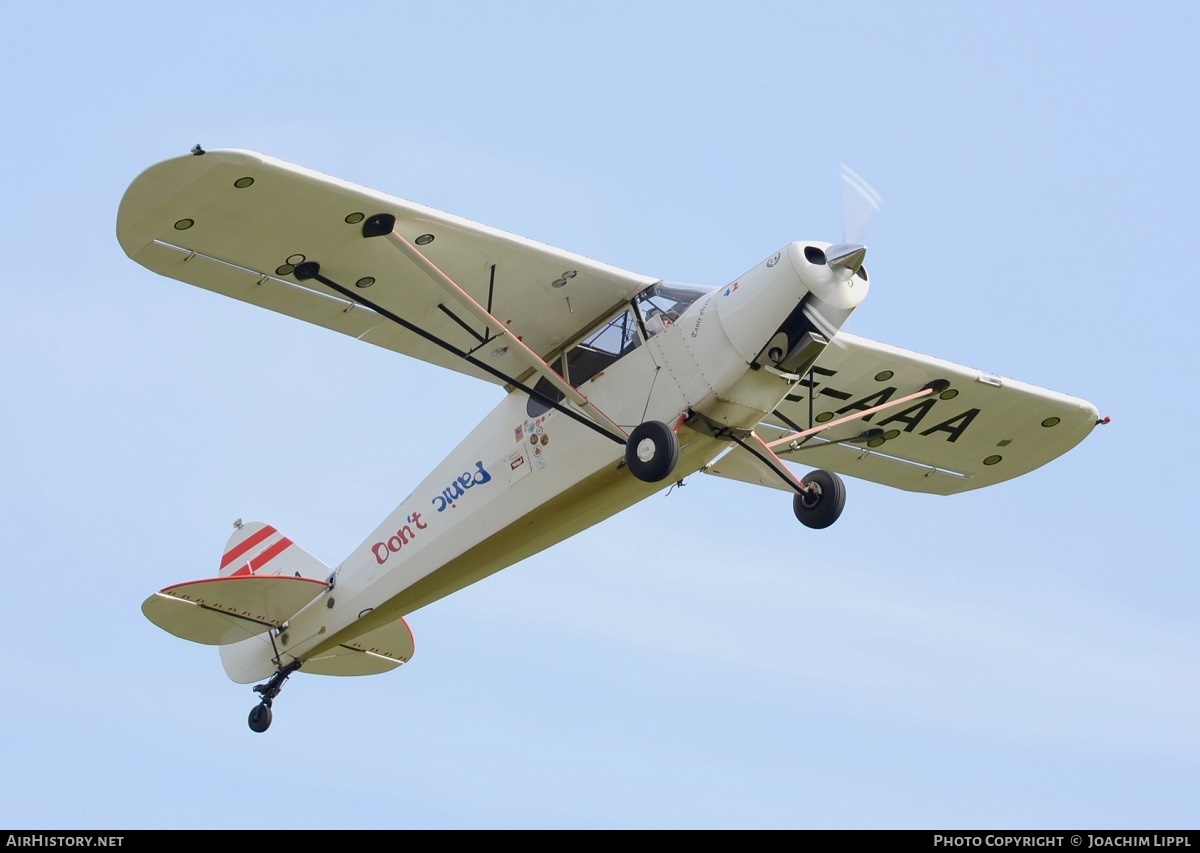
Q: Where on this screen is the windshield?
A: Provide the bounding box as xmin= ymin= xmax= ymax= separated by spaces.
xmin=635 ymin=281 xmax=714 ymax=336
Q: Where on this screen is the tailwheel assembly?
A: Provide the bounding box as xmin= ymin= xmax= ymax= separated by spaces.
xmin=247 ymin=660 xmax=301 ymax=733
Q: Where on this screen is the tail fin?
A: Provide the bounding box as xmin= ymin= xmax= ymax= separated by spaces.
xmin=141 ymin=521 xmax=333 ymax=649
xmin=220 ymin=521 xmax=330 ymax=580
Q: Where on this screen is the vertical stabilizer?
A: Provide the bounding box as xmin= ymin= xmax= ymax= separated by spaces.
xmin=220 ymin=521 xmax=330 ymax=580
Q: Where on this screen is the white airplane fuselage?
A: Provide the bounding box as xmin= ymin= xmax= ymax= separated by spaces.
xmin=220 ymin=241 xmax=868 ymax=682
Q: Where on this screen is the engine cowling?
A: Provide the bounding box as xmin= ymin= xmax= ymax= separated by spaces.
xmin=715 ymin=241 xmax=869 ymax=369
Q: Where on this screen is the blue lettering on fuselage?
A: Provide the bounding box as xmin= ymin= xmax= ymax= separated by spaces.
xmin=432 ymin=460 xmax=493 ymax=512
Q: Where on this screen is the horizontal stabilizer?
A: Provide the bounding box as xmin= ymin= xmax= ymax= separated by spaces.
xmin=302 ymin=616 xmax=415 ymax=677
xmin=141 ymin=575 xmax=329 ymax=645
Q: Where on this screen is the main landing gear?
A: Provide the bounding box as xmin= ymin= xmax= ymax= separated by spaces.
xmin=625 ymin=420 xmax=680 ymax=483
xmin=792 ymin=469 xmax=846 ymax=529
xmin=247 ymin=660 xmax=301 ymax=733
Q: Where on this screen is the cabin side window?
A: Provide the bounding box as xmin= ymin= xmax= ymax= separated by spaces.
xmin=565 ymin=307 xmax=640 ymax=387
xmin=525 ymin=356 xmax=566 ymax=418
xmin=524 ymin=284 xmax=714 ymax=418
xmin=525 ymin=307 xmax=643 ymax=418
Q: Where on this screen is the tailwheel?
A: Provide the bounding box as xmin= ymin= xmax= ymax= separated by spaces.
xmin=247 ymin=660 xmax=301 ymax=733
xmin=793 ymin=469 xmax=846 ymax=529
xmin=248 ymin=703 xmax=273 ymax=733
xmin=625 ymin=420 xmax=680 ymax=483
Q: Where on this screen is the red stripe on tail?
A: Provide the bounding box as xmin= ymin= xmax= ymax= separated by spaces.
xmin=220 ymin=525 xmax=277 ymax=570
xmin=227 ymin=537 xmax=295 ymax=577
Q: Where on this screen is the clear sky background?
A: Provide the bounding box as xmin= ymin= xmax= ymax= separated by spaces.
xmin=3 ymin=1 xmax=1197 ymax=830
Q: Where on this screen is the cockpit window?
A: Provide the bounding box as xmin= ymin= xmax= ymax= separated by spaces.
xmin=526 ymin=306 xmax=645 ymax=417
xmin=566 ymin=307 xmax=639 ymax=387
xmin=635 ymin=281 xmax=714 ymax=337
xmin=526 ymin=282 xmax=715 ymax=417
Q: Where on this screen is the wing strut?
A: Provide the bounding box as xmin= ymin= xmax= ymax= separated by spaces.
xmin=765 ymin=379 xmax=949 ymax=453
xmin=706 ymin=379 xmax=951 ymax=496
xmin=360 ymin=213 xmax=630 ymax=440
xmin=291 ymin=261 xmax=626 ymax=446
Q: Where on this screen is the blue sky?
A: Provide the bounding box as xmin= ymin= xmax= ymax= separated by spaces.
xmin=3 ymin=1 xmax=1198 ymax=829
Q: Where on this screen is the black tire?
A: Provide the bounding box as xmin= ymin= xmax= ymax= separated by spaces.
xmin=792 ymin=469 xmax=846 ymax=529
xmin=248 ymin=703 xmax=273 ymax=733
xmin=625 ymin=420 xmax=680 ymax=483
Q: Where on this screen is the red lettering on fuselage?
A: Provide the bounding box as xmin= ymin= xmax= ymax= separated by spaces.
xmin=371 ymin=512 xmax=428 ymax=566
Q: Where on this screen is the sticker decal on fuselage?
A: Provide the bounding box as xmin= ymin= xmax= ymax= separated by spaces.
xmin=507 ymin=447 xmax=531 ymax=484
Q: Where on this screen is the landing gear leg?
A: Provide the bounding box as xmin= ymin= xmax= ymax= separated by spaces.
xmin=248 ymin=660 xmax=301 ymax=733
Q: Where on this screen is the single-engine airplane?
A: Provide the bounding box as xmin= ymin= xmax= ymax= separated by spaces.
xmin=118 ymin=148 xmax=1105 ymax=732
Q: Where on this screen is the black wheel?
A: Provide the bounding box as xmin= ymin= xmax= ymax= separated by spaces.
xmin=792 ymin=469 xmax=846 ymax=529
xmin=248 ymin=703 xmax=273 ymax=733
xmin=625 ymin=421 xmax=680 ymax=483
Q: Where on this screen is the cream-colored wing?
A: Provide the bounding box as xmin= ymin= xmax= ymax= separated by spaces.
xmin=707 ymin=331 xmax=1101 ymax=495
xmin=117 ymin=149 xmax=656 ymax=386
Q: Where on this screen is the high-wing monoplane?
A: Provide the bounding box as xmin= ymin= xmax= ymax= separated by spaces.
xmin=118 ymin=148 xmax=1105 ymax=731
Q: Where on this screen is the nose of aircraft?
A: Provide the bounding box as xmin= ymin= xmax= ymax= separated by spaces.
xmin=825 ymin=242 xmax=867 ymax=280
xmin=789 ymin=241 xmax=870 ymax=310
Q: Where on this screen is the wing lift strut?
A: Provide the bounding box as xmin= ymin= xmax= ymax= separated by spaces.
xmin=292 ymin=213 xmax=628 ymax=446
xmin=716 ymin=378 xmax=951 ymax=496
